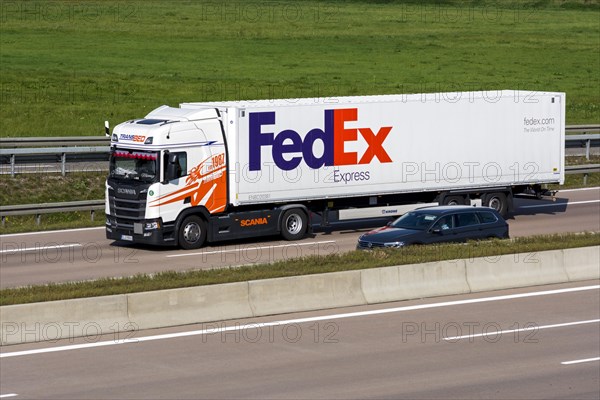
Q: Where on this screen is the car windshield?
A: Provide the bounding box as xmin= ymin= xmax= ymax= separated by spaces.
xmin=109 ymin=150 xmax=159 ymax=183
xmin=391 ymin=212 xmax=438 ymax=230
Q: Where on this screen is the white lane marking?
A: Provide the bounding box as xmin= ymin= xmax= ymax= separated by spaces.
xmin=166 ymin=240 xmax=338 ymax=258
xmin=0 ymin=244 xmax=82 ymax=254
xmin=0 ymin=394 xmax=18 ymax=399
xmin=0 ymin=227 xmax=104 ymax=238
xmin=561 ymin=357 xmax=600 ymax=365
xmin=444 ymin=319 xmax=600 ymax=341
xmin=1 ymin=284 xmax=598 ymax=359
xmin=519 ymin=200 xmax=600 ymax=209
xmin=559 ymin=187 xmax=600 ymax=193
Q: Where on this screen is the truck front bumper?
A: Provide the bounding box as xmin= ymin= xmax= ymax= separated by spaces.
xmin=105 ymin=216 xmax=176 ymax=246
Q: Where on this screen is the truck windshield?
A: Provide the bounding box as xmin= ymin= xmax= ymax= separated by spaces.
xmin=391 ymin=212 xmax=438 ymax=230
xmin=109 ymin=150 xmax=159 ymax=182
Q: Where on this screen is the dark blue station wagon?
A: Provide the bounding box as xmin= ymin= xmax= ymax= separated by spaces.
xmin=357 ymin=206 xmax=509 ymax=249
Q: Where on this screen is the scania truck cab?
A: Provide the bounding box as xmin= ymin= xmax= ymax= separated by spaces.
xmin=106 ymin=106 xmax=229 ymax=248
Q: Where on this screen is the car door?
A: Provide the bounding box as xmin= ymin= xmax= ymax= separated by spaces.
xmin=453 ymin=211 xmax=484 ymax=242
xmin=477 ymin=210 xmax=508 ymax=238
xmin=427 ymin=214 xmax=461 ymax=244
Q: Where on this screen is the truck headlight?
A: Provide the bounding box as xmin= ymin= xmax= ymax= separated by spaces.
xmin=145 ymin=221 xmax=160 ymax=230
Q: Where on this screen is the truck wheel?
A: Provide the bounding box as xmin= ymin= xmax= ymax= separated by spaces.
xmin=442 ymin=195 xmax=465 ymax=206
xmin=281 ymin=209 xmax=307 ymax=241
xmin=485 ymin=193 xmax=508 ymax=217
xmin=178 ymin=215 xmax=207 ymax=250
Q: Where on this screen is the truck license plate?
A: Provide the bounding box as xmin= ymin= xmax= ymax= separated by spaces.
xmin=121 ymin=235 xmax=133 ymax=241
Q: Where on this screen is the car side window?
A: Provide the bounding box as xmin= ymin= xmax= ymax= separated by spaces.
xmin=432 ymin=215 xmax=454 ymax=231
xmin=456 ymin=212 xmax=479 ymax=227
xmin=477 ymin=211 xmax=498 ymax=223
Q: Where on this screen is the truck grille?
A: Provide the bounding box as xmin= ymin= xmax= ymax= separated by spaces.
xmin=109 ymin=197 xmax=146 ymax=219
xmin=108 ymin=189 xmax=147 ymax=221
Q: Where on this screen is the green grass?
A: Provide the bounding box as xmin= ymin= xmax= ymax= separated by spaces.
xmin=1 ymin=232 xmax=598 ymax=306
xmin=0 ymin=213 xmax=104 ymax=234
xmin=0 ymin=172 xmax=107 ymax=233
xmin=565 ymin=155 xmax=600 ymax=165
xmin=0 ymin=172 xmax=106 ymax=205
xmin=0 ymin=0 xmax=598 ymax=138
xmin=551 ymin=172 xmax=600 ymax=189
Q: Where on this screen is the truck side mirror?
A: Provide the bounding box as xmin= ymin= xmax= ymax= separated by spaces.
xmin=164 ymin=153 xmax=179 ymax=183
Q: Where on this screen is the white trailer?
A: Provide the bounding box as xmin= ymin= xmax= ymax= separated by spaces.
xmin=106 ymin=90 xmax=564 ymax=248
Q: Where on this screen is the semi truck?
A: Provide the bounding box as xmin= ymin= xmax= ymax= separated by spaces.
xmin=105 ymin=90 xmax=565 ymax=249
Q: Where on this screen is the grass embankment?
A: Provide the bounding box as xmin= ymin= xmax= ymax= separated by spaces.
xmin=0 ymin=0 xmax=598 ymax=138
xmin=1 ymin=232 xmax=598 ymax=306
xmin=0 ymin=173 xmax=106 ymax=234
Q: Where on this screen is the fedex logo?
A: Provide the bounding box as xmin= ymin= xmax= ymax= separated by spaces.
xmin=249 ymin=108 xmax=392 ymax=171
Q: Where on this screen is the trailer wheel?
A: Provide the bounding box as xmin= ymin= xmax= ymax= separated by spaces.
xmin=281 ymin=209 xmax=307 ymax=241
xmin=442 ymin=195 xmax=466 ymax=206
xmin=178 ymin=215 xmax=207 ymax=250
xmin=485 ymin=193 xmax=508 ymax=217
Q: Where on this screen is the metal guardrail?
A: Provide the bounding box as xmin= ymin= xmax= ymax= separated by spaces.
xmin=0 ymin=200 xmax=105 ymax=226
xmin=0 ymin=125 xmax=598 ymax=177
xmin=564 ymin=125 xmax=600 ymax=133
xmin=0 ymin=146 xmax=109 ymax=177
xmin=566 ymin=164 xmax=600 ymax=174
xmin=566 ymin=164 xmax=600 ymax=185
xmin=1 ymin=164 xmax=597 ymax=224
xmin=0 ymin=125 xmax=597 ymax=148
xmin=566 ymin=133 xmax=600 ymax=160
xmin=0 ymin=136 xmax=109 ymax=147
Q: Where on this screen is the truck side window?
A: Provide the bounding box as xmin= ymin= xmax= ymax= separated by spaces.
xmin=174 ymin=152 xmax=187 ymax=177
xmin=163 ymin=151 xmax=187 ymax=179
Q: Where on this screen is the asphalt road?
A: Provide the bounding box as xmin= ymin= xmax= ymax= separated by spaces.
xmin=0 ymin=187 xmax=598 ymax=288
xmin=1 ymin=281 xmax=598 ymax=399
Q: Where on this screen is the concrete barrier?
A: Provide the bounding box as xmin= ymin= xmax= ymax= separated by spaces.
xmin=248 ymin=270 xmax=365 ymax=316
xmin=1 ymin=246 xmax=598 ymax=346
xmin=361 ymin=260 xmax=470 ymax=304
xmin=0 ymin=295 xmax=128 ymax=345
xmin=563 ymin=246 xmax=600 ymax=281
xmin=466 ymin=249 xmax=569 ymax=292
xmin=127 ymin=282 xmax=253 ymax=331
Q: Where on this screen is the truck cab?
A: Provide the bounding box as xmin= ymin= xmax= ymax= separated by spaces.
xmin=105 ymin=106 xmax=227 ymax=247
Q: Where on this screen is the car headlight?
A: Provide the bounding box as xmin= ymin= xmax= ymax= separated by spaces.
xmin=384 ymin=241 xmax=405 ymax=248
